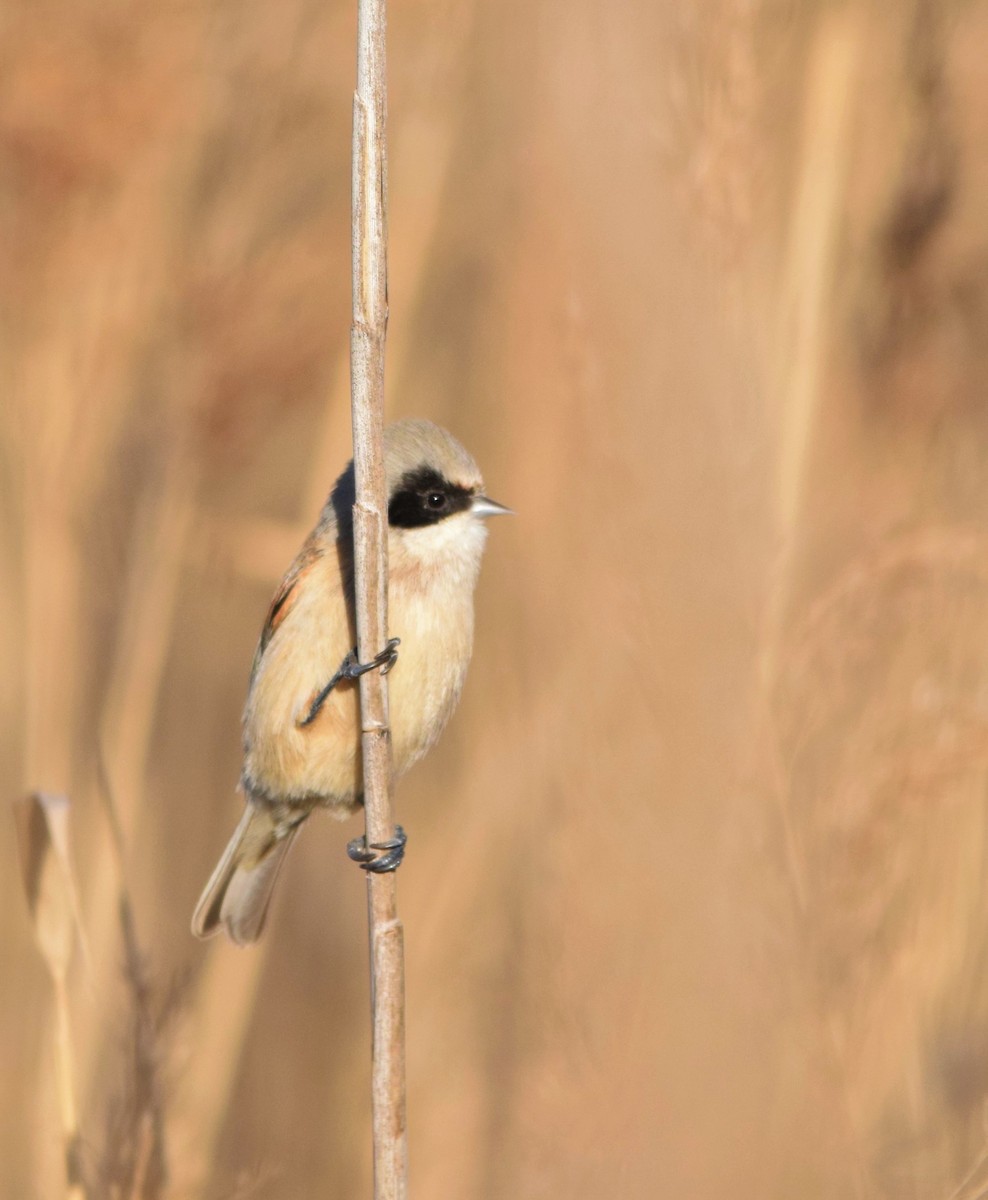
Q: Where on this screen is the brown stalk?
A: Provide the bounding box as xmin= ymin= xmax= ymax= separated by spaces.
xmin=13 ymin=792 xmax=89 ymax=1200
xmin=350 ymin=0 xmax=407 ymax=1196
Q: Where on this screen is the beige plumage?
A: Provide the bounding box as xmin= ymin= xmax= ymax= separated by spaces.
xmin=192 ymin=420 xmax=508 ymax=945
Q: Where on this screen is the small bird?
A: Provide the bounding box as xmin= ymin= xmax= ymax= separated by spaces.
xmin=192 ymin=419 xmax=509 ymax=945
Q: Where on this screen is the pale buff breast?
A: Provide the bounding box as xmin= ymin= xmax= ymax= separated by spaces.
xmin=243 ymin=511 xmax=484 ymax=807
xmin=388 ymin=582 xmax=474 ymax=775
xmin=245 ymin=590 xmax=472 ymax=804
xmin=386 ymin=510 xmax=484 ymax=773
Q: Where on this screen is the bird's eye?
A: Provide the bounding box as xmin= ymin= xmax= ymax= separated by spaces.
xmin=426 ymin=492 xmax=446 ymax=509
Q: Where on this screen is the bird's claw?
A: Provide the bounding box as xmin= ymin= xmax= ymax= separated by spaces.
xmin=347 ymin=824 xmax=407 ymax=873
xmin=342 ymin=637 xmax=401 ymax=680
xmin=298 ymin=639 xmax=400 ymax=728
xmin=376 ymin=637 xmax=401 ymax=676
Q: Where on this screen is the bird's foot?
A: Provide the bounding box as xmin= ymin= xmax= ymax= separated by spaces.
xmin=299 ymin=639 xmax=400 ymax=727
xmin=341 ymin=637 xmax=401 ymax=681
xmin=347 ymin=824 xmax=407 ymax=873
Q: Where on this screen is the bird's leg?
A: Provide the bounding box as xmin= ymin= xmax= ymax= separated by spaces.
xmin=299 ymin=638 xmax=400 ymax=727
xmin=347 ymin=824 xmax=407 ymax=873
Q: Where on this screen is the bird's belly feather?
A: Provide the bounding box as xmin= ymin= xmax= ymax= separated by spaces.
xmin=242 ymin=583 xmax=473 ymax=808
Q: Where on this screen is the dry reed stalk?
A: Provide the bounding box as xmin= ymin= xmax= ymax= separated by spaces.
xmin=767 ymin=4 xmax=863 ymax=646
xmin=755 ymin=6 xmax=864 ymax=910
xmin=96 ymin=769 xmax=170 ymax=1200
xmin=351 ymin=0 xmax=407 ymax=1195
xmin=13 ymin=793 xmax=89 ymax=1200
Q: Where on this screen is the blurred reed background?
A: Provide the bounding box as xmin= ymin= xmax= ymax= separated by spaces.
xmin=5 ymin=0 xmax=988 ymax=1196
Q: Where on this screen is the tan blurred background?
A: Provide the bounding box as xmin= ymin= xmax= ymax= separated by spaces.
xmin=6 ymin=0 xmax=988 ymax=1196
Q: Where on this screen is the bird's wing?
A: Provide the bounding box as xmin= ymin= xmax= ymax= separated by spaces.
xmin=250 ymin=533 xmax=324 ymax=676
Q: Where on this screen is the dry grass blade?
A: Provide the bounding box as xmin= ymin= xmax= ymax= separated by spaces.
xmin=13 ymin=792 xmax=89 ymax=1200
xmin=14 ymin=793 xmax=87 ymax=983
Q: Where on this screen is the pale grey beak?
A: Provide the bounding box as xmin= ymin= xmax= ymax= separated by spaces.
xmin=471 ymin=494 xmax=513 ymax=518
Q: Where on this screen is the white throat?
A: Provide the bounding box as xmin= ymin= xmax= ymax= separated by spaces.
xmin=390 ymin=511 xmax=489 ymax=592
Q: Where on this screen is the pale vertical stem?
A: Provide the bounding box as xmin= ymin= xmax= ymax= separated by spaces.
xmin=350 ymin=1 xmax=407 ymax=1198
xmin=766 ymin=7 xmax=863 ymax=665
xmin=53 ymin=973 xmax=85 ymax=1200
xmin=758 ymin=7 xmax=864 ymax=911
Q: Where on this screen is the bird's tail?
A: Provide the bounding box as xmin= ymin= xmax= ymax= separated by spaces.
xmin=192 ymin=801 xmax=306 ymax=945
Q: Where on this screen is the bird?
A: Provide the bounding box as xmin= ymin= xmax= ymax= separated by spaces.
xmin=191 ymin=419 xmax=510 ymax=945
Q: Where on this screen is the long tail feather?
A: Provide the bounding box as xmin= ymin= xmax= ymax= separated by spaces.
xmin=192 ymin=803 xmax=305 ymax=945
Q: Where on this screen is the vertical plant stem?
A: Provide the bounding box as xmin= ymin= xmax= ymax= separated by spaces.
xmin=759 ymin=5 xmax=864 ymax=913
xmin=764 ymin=4 xmax=862 ymax=672
xmin=350 ymin=0 xmax=407 ymax=1198
xmin=53 ymin=973 xmax=85 ymax=1200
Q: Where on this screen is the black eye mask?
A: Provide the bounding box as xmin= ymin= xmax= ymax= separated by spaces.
xmin=388 ymin=466 xmax=474 ymax=529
